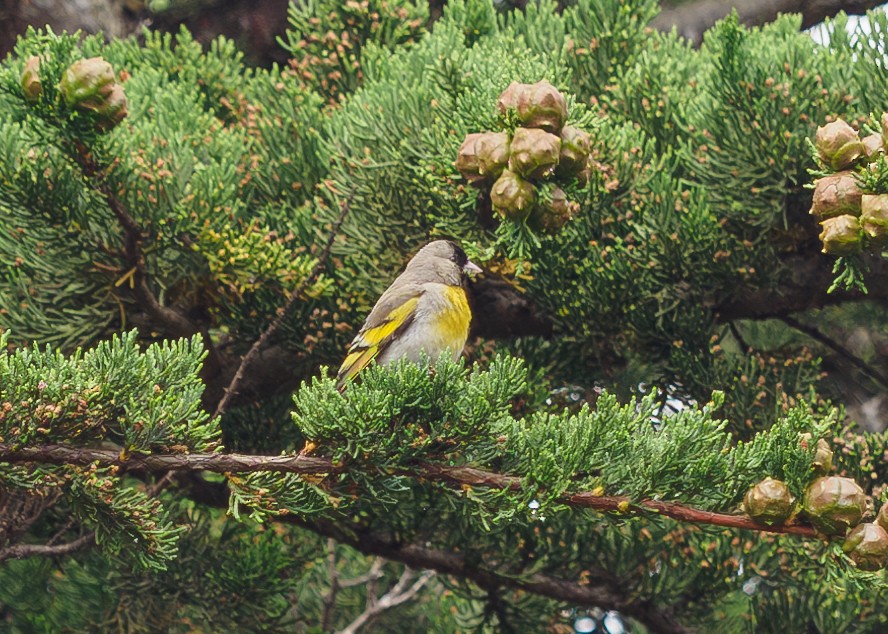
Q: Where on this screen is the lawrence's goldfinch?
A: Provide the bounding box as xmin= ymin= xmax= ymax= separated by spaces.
xmin=337 ymin=240 xmax=481 ymax=388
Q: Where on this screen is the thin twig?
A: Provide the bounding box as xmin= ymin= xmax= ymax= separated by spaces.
xmin=727 ymin=321 xmax=749 ymax=353
xmin=0 ymin=532 xmax=95 ymax=563
xmin=72 ymin=143 xmax=196 ymax=338
xmin=321 ymin=538 xmax=339 ymax=631
xmin=213 ymin=196 xmax=352 ymax=419
xmin=781 ymin=315 xmax=888 ymax=391
xmin=336 ymin=567 xmax=435 ymax=634
xmin=340 ymin=557 xmax=385 ymax=588
xmin=0 ymin=444 xmax=818 ymax=537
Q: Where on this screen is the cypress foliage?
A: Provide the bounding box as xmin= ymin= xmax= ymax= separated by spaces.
xmin=2 ymin=2 xmax=888 ymax=631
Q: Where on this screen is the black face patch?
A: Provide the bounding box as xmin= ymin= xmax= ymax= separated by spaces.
xmin=448 ymin=242 xmax=468 ymax=268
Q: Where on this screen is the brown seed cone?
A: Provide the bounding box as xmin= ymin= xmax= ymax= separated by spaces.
xmin=490 ymin=169 xmax=536 ymax=220
xmin=21 ymin=56 xmax=41 ymax=102
xmin=818 ymin=214 xmax=862 ymax=256
xmin=475 ymin=132 xmax=510 ymax=181
xmin=809 ymin=172 xmax=862 ymax=220
xmin=812 ymin=438 xmax=833 ymax=476
xmin=556 ymin=126 xmax=592 ymax=178
xmin=508 ymin=127 xmax=561 ymax=180
xmin=803 ymin=476 xmax=867 ymax=535
xmin=497 ymin=80 xmax=568 ymax=133
xmin=816 ymin=119 xmax=864 ymax=170
xmin=456 ymin=132 xmax=510 ymax=185
xmin=860 ymin=194 xmax=888 ymax=246
xmin=842 ymin=522 xmax=888 ymax=571
xmin=456 ymin=133 xmax=487 ymax=185
xmin=862 ymin=133 xmax=884 ymax=162
xmin=496 ymin=82 xmax=532 ymax=118
xmin=876 ymin=503 xmax=888 ymax=533
xmin=743 ymin=477 xmax=795 ymax=526
xmin=528 ymin=187 xmax=578 ymax=234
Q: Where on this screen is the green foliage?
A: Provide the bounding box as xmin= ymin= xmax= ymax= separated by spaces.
xmin=0 ymin=508 xmax=305 ymax=633
xmin=280 ymin=0 xmax=429 ymax=103
xmin=3 ymin=2 xmax=888 ymax=631
xmin=0 ymin=331 xmax=216 ymax=570
xmin=0 ymin=330 xmax=215 ymax=451
xmin=293 ymin=354 xmax=525 ymax=465
xmin=289 ymin=356 xmax=824 ymax=519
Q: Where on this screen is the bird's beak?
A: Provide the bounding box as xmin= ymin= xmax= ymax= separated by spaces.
xmin=464 ymin=260 xmax=483 ymax=275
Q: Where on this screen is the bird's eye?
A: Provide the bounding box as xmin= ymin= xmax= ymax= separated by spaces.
xmin=450 ymin=244 xmax=468 ymax=267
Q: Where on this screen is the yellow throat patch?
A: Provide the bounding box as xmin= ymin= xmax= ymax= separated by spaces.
xmin=436 ymin=285 xmax=471 ymax=347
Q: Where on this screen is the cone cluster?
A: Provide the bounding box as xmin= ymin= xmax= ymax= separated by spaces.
xmin=455 ymin=80 xmax=590 ymax=234
xmin=21 ymin=55 xmax=128 ymax=132
xmin=810 ymin=115 xmax=888 ymax=255
xmin=742 ymin=435 xmax=888 ymax=570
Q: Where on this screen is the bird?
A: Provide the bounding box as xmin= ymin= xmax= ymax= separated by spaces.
xmin=336 ymin=240 xmax=482 ymax=389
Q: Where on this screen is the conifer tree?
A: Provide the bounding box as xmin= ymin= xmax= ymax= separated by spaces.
xmin=1 ymin=1 xmax=888 ymax=632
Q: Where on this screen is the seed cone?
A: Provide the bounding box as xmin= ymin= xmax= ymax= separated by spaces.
xmin=803 ymin=476 xmax=867 ymax=535
xmin=456 ymin=131 xmax=511 ymax=185
xmin=818 ymin=214 xmax=862 ymax=256
xmin=876 ymin=504 xmax=888 ymax=533
xmin=21 ymin=56 xmax=41 ymax=102
xmin=528 ymin=187 xmax=578 ymax=234
xmin=842 ymin=522 xmax=888 ymax=571
xmin=59 ymin=57 xmax=128 ymax=130
xmin=862 ymin=133 xmax=884 ymax=162
xmin=456 ymin=133 xmax=486 ymax=184
xmin=557 ymin=126 xmax=592 ymax=178
xmin=475 ymin=132 xmax=510 ymax=181
xmin=497 ymin=80 xmax=567 ymax=133
xmin=508 ymin=127 xmax=561 ymax=180
xmin=860 ymin=194 xmax=888 ymax=245
xmin=491 ymin=169 xmax=536 ymax=220
xmin=816 ymin=119 xmax=864 ymax=170
xmin=812 ymin=438 xmax=833 ymax=476
xmin=496 ymin=82 xmax=531 ymax=118
xmin=809 ymin=172 xmax=862 ymax=220
xmin=743 ymin=477 xmax=794 ymax=526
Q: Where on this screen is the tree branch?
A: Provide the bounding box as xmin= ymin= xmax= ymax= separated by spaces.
xmin=780 ymin=314 xmax=888 ymax=390
xmin=715 ymin=253 xmax=888 ymax=321
xmin=652 ymin=0 xmax=886 ymax=47
xmin=297 ymin=518 xmax=693 ymax=634
xmin=0 ymin=444 xmax=338 ymax=475
xmin=339 ymin=557 xmax=385 ymax=588
xmin=337 ymin=567 xmax=434 ymax=634
xmin=73 ymin=143 xmax=197 ymax=339
xmin=321 ymin=537 xmax=339 ymax=631
xmin=0 ymin=532 xmax=95 ymax=563
xmin=212 ymin=195 xmax=351 ymax=419
xmin=0 ymin=444 xmax=817 ymax=537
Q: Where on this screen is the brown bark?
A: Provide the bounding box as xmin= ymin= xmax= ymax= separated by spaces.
xmin=0 ymin=444 xmax=817 ymax=537
xmin=296 ymin=517 xmax=696 ymax=634
xmin=2 ymin=1 xmax=882 ymax=63
xmin=653 ymin=0 xmax=886 ymax=46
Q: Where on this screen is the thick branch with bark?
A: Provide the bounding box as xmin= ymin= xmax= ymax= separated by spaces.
xmin=0 ymin=444 xmax=816 ymax=537
xmin=3 ymin=0 xmax=879 ymax=65
xmin=297 ymin=517 xmax=694 ymax=634
xmin=653 ymin=0 xmax=886 ymax=46
xmin=0 ymin=532 xmax=95 ymax=563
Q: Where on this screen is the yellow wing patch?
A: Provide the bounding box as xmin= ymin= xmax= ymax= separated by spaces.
xmin=337 ymin=296 xmax=420 ymax=387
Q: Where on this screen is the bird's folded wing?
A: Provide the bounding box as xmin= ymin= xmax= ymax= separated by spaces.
xmin=336 ymin=290 xmax=421 ymax=387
